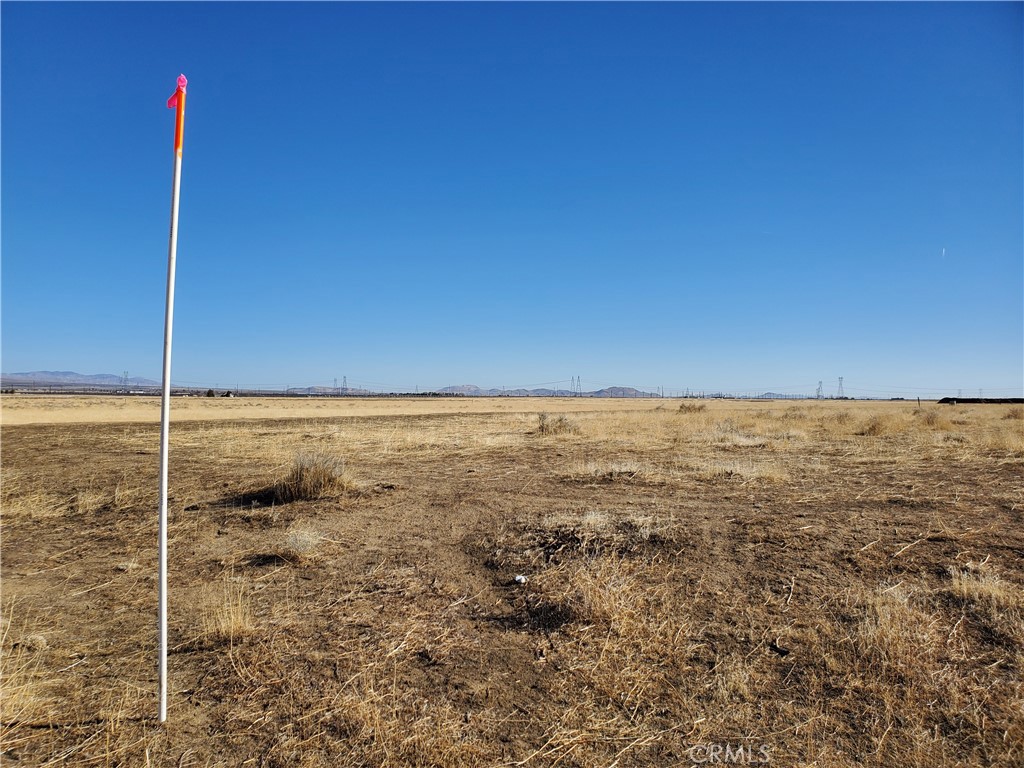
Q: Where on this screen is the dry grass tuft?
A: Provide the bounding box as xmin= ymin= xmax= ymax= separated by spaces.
xmin=854 ymin=585 xmax=940 ymax=676
xmin=198 ymin=573 xmax=255 ymax=644
xmin=677 ymin=400 xmax=707 ymax=414
xmin=1003 ymin=406 xmax=1023 ymax=421
xmin=567 ymin=459 xmax=662 ymax=484
xmin=536 ymin=412 xmax=579 ymax=435
xmin=947 ymin=563 xmax=1023 ymax=637
xmin=273 ymin=451 xmax=359 ymax=502
xmin=1 ymin=470 xmax=66 ymax=520
xmin=857 ymin=413 xmax=907 ymax=437
xmin=693 ymin=458 xmax=789 ymax=483
xmin=980 ymin=425 xmax=1024 ymax=457
xmin=0 ymin=603 xmax=47 ymax=736
xmin=112 ymin=475 xmax=155 ymax=512
xmin=702 ymin=419 xmax=769 ymax=449
xmin=915 ymin=408 xmax=953 ymax=430
xmin=72 ymin=486 xmax=107 ymax=515
xmin=274 ymin=521 xmax=325 ymax=564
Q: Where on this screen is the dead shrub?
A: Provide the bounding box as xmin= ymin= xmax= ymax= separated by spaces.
xmin=273 ymin=452 xmax=359 ymax=502
xmin=536 ymin=412 xmax=579 ymax=436
xmin=273 ymin=522 xmax=324 ymax=564
xmin=857 ymin=413 xmax=906 ymax=437
xmin=677 ymin=400 xmax=707 ymax=414
xmin=1003 ymin=406 xmax=1023 ymax=421
xmin=915 ymin=408 xmax=953 ymax=430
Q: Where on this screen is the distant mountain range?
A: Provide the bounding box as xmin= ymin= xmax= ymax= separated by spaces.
xmin=0 ymin=374 xmax=825 ymax=400
xmin=1 ymin=370 xmax=159 ymax=388
xmin=1 ymin=372 xmax=661 ymax=398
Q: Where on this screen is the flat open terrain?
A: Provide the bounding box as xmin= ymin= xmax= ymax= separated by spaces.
xmin=2 ymin=396 xmax=1022 ymax=767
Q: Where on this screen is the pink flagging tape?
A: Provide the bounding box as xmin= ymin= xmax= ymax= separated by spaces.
xmin=167 ymin=74 xmax=188 ymax=109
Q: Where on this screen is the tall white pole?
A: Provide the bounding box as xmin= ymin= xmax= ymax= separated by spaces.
xmin=159 ymin=73 xmax=187 ymax=723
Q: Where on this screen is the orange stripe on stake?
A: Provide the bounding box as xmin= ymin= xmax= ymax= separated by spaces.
xmin=167 ymin=74 xmax=187 ymax=155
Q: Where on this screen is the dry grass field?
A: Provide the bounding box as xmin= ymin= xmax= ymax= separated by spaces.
xmin=1 ymin=396 xmax=1022 ymax=767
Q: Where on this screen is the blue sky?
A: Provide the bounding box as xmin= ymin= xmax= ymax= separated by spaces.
xmin=2 ymin=2 xmax=1021 ymax=397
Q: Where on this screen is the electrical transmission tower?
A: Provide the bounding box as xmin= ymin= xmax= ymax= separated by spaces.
xmin=837 ymin=377 xmax=844 ymax=399
xmin=122 ymin=371 xmax=130 ymax=389
xmin=816 ymin=381 xmax=823 ymax=399
xmin=342 ymin=376 xmax=347 ymax=390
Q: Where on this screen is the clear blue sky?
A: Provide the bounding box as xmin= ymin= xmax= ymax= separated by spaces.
xmin=3 ymin=2 xmax=1021 ymax=397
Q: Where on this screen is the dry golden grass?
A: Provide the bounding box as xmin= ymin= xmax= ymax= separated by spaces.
xmin=1 ymin=469 xmax=66 ymax=520
xmin=857 ymin=412 xmax=909 ymax=436
xmin=566 ymin=458 xmax=664 ymax=484
xmin=71 ymin=486 xmax=107 ymax=515
xmin=197 ymin=573 xmax=256 ymax=645
xmin=691 ymin=457 xmax=790 ymax=483
xmin=0 ymin=602 xmax=47 ymax=738
xmin=2 ymin=396 xmax=1022 ymax=766
xmin=0 ymin=393 xmax=677 ymax=426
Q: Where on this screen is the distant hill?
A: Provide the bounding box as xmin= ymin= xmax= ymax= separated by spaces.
xmin=592 ymin=386 xmax=653 ymax=398
xmin=437 ymin=384 xmax=659 ymax=398
xmin=438 ymin=385 xmax=490 ymax=396
xmin=1 ymin=370 xmax=159 ymax=388
xmin=1 ymin=372 xmax=662 ymax=398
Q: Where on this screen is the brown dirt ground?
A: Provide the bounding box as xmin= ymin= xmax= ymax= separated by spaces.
xmin=1 ymin=397 xmax=1022 ymax=767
